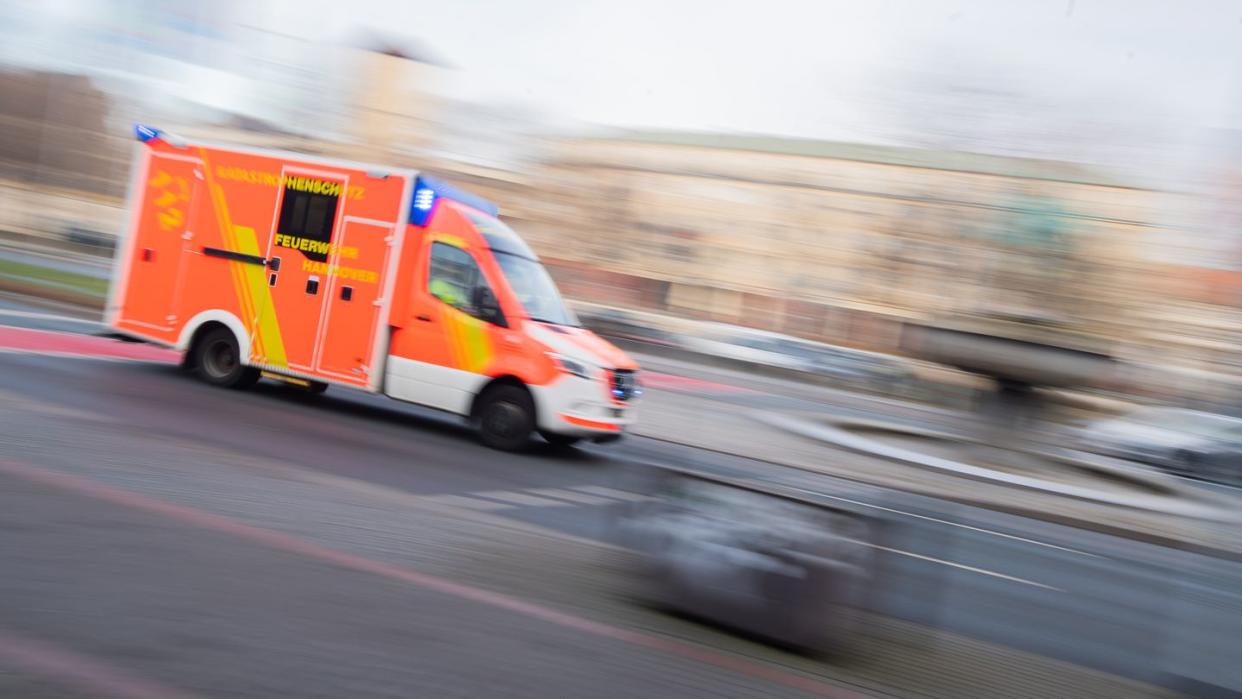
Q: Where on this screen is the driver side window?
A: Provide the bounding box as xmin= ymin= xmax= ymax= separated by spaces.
xmin=428 ymin=242 xmax=502 ymax=325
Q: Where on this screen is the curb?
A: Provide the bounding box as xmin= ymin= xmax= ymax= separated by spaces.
xmin=758 ymin=411 xmax=1227 ymax=519
xmin=801 ymin=414 xmax=1186 ymax=495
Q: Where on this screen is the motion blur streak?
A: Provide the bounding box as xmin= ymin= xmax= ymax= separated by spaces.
xmin=4 ymin=2 xmax=1242 ymax=695
xmin=0 ymin=458 xmax=874 ymax=699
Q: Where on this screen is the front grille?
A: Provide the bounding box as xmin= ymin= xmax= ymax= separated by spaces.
xmin=610 ymin=369 xmax=639 ymax=402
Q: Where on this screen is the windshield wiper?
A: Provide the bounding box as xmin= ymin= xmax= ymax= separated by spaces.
xmin=529 ymin=317 xmax=579 ymax=327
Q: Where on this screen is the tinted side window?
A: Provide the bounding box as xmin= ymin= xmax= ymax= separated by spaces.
xmin=277 ymin=181 xmax=340 ymax=263
xmin=427 ymin=242 xmax=501 ymax=324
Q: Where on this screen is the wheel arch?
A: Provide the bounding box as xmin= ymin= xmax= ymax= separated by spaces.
xmin=469 ymin=375 xmax=534 ymax=421
xmin=177 ymin=311 xmax=252 ymax=364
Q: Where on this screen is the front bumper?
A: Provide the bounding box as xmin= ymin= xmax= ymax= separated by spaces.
xmin=532 ymin=375 xmax=639 ymax=437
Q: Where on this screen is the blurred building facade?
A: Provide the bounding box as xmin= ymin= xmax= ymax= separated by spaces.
xmin=511 ymin=133 xmax=1171 ymax=357
xmin=344 ymin=37 xmax=445 ymax=163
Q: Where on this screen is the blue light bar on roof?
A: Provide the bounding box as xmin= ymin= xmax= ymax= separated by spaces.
xmin=134 ymin=123 xmax=160 ymax=142
xmin=408 ymin=174 xmax=499 ymax=227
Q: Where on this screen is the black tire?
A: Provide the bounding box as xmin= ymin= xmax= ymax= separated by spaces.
xmin=193 ymin=327 xmax=260 ymax=389
xmin=475 ymin=384 xmax=535 ymax=451
xmin=304 ymin=381 xmax=328 ymax=395
xmin=540 ymin=430 xmax=581 ymax=448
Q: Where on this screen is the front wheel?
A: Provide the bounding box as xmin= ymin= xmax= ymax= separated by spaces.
xmin=476 ymin=384 xmax=535 ymax=451
xmin=192 ymin=327 xmax=260 ymax=389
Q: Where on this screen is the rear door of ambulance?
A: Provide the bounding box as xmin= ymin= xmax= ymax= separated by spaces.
xmin=236 ymin=153 xmax=412 ymax=389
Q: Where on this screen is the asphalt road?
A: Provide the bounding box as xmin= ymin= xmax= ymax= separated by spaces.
xmin=1 ymin=294 xmax=1240 ymax=697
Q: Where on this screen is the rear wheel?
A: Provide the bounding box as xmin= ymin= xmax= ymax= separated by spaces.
xmin=192 ymin=327 xmax=260 ymax=389
xmin=476 ymin=384 xmax=535 ymax=451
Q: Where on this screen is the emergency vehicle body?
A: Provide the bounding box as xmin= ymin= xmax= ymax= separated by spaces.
xmin=107 ymin=126 xmax=639 ymax=449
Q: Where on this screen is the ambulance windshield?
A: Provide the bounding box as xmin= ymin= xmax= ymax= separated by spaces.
xmin=494 ymin=252 xmax=578 ymax=327
xmin=464 ymin=210 xmax=578 ymax=327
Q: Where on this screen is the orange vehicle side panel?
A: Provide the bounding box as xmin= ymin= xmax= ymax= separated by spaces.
xmin=114 ymin=152 xmax=198 ymax=342
xmin=112 ymin=138 xmax=408 ymax=388
xmin=387 ymin=202 xmax=559 ymax=387
xmin=317 ymin=219 xmax=393 ymax=381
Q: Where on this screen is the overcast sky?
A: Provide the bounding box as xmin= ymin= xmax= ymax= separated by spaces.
xmin=336 ymin=0 xmax=1242 ymax=138
xmin=8 ymin=0 xmax=1242 ymax=173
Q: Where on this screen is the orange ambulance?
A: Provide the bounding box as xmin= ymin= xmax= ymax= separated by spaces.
xmin=107 ymin=125 xmax=640 ymax=450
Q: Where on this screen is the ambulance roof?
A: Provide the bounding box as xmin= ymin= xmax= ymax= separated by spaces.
xmin=409 ymin=174 xmax=498 ymax=226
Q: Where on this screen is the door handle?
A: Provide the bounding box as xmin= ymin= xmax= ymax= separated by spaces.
xmin=416 ymin=315 xmax=433 ymax=322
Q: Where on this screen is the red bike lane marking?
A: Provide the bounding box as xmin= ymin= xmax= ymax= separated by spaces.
xmin=0 ymin=326 xmax=179 ymax=363
xmin=0 ymin=458 xmax=872 ymax=699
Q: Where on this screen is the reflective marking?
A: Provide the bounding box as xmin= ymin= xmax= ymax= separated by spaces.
xmin=419 ymin=494 xmax=513 ymax=511
xmin=475 ymin=490 xmax=573 ymax=507
xmin=868 ymin=544 xmax=1063 ymax=591
xmin=526 ymin=488 xmax=616 ymax=506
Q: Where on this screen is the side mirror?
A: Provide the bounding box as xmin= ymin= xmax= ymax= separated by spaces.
xmin=472 ymin=286 xmax=506 ymax=327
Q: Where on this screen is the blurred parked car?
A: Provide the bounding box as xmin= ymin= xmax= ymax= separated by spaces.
xmin=682 ymin=324 xmax=914 ymax=390
xmin=63 ymin=225 xmax=115 ymax=251
xmin=615 ymin=470 xmax=875 ymax=655
xmin=1078 ymin=406 xmax=1242 ymax=484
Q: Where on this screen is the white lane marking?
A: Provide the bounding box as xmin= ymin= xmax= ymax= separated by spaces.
xmin=475 ymin=490 xmax=574 ymax=507
xmin=868 ymin=544 xmax=1063 ymax=591
xmin=572 ymin=485 xmax=657 ymax=502
xmin=526 ymin=488 xmax=617 ymax=506
xmin=419 ymin=494 xmax=514 ymax=511
xmin=0 ymin=310 xmax=100 ymax=325
xmin=772 ymin=483 xmax=1101 ymax=559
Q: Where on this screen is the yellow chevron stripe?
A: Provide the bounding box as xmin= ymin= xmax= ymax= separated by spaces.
xmin=197 ymin=149 xmax=286 ymax=366
xmin=204 ymin=179 xmax=259 ymax=356
xmin=459 ymin=315 xmax=490 ymax=372
xmin=232 ymin=225 xmax=287 ymax=367
xmin=442 ymin=308 xmax=466 ymax=369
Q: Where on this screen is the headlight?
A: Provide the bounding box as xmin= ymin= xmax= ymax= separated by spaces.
xmin=548 ymin=353 xmax=592 ymax=379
